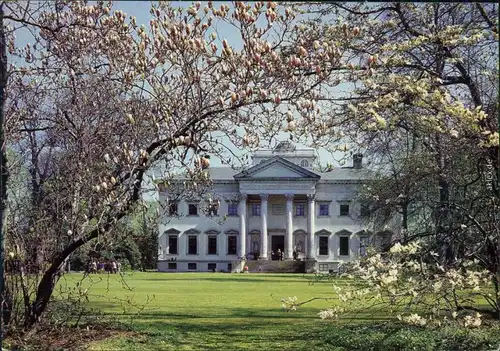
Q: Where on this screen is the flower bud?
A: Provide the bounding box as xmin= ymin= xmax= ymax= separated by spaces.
xmin=287 ymin=120 xmax=296 ymax=131
xmin=297 ymin=46 xmax=307 ymax=57
xmin=126 ymin=113 xmax=135 ymax=124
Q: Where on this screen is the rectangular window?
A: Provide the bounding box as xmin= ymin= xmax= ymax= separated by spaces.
xmin=318 ymin=263 xmax=328 ymax=272
xmin=360 ymin=203 xmax=370 ymax=217
xmin=271 ymin=204 xmax=285 ymax=215
xmin=319 ymin=203 xmax=329 ymax=216
xmin=168 ymin=262 xmax=177 ymax=270
xmin=188 ymin=235 xmax=197 ymax=255
xmin=188 ymin=263 xmax=197 ymax=270
xmin=340 ymin=204 xmax=349 ymax=216
xmin=251 ymin=203 xmax=261 ymax=216
xmin=295 ymin=203 xmax=305 ymax=216
xmin=228 ymin=203 xmax=238 ymax=216
xmin=208 ymin=236 xmax=217 ymax=255
xmin=168 ymin=235 xmax=178 ymax=255
xmin=319 ymin=236 xmax=329 ymax=255
xmin=208 ymin=263 xmax=217 ymax=271
xmin=188 ymin=203 xmax=198 ymax=216
xmin=339 ymin=236 xmax=350 ymax=256
xmin=227 ymin=263 xmax=232 ymax=272
xmin=207 ymin=201 xmax=219 ymax=216
xmin=168 ymin=202 xmax=178 ymax=216
xmin=227 ymin=236 xmax=237 ymax=255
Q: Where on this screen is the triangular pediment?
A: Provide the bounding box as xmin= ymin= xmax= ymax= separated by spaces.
xmin=234 ymin=156 xmax=320 ymax=180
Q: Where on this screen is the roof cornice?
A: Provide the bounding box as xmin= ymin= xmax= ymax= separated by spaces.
xmin=234 ymin=156 xmax=320 ymax=180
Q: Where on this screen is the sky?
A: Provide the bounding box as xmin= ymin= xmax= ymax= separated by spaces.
xmin=9 ymin=1 xmax=357 ymax=171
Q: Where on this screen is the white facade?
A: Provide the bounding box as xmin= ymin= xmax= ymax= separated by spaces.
xmin=157 ymin=143 xmax=385 ymax=273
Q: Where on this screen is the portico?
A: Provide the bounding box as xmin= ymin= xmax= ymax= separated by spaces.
xmin=237 ymin=192 xmax=317 ymax=260
xmin=234 ymin=156 xmax=321 ymax=261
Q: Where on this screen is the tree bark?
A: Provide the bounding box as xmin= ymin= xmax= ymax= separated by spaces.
xmin=0 ymin=3 xmax=11 ymax=341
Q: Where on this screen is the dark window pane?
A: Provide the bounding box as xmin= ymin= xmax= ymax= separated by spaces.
xmin=319 ymin=236 xmax=329 ymax=255
xmin=340 ymin=204 xmax=349 ymax=216
xmin=168 ymin=262 xmax=177 ymax=270
xmin=295 ymin=204 xmax=305 ymax=216
xmin=252 ymin=204 xmax=261 ymax=216
xmin=188 ymin=263 xmax=197 ymax=270
xmin=208 ymin=263 xmax=217 ymax=271
xmin=227 ymin=236 xmax=237 ymax=255
xmin=169 ymin=203 xmax=178 ymax=216
xmin=319 ymin=204 xmax=329 ymax=216
xmin=360 ymin=203 xmax=370 ymax=217
xmin=339 ymin=236 xmax=350 ymax=256
xmin=188 ymin=204 xmax=198 ymax=216
xmin=228 ymin=203 xmax=238 ymax=216
xmin=169 ymin=235 xmax=178 ymax=255
xmin=208 ymin=236 xmax=217 ymax=255
xmin=208 ymin=203 xmax=219 ymax=216
xmin=188 ymin=235 xmax=197 ymax=255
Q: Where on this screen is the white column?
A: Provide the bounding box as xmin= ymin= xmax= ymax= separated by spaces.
xmin=260 ymin=193 xmax=269 ymax=259
xmin=307 ymin=194 xmax=315 ymax=259
xmin=239 ymin=193 xmax=247 ymax=259
xmin=285 ymin=193 xmax=294 ymax=259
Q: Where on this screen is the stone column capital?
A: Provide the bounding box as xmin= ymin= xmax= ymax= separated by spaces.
xmin=259 ymin=193 xmax=269 ymax=201
xmin=239 ymin=193 xmax=248 ymax=201
xmin=307 ymin=194 xmax=316 ymax=201
xmin=285 ymin=193 xmax=294 ymax=201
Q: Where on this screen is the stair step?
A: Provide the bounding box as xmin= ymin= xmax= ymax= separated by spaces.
xmin=244 ymin=260 xmax=306 ymax=273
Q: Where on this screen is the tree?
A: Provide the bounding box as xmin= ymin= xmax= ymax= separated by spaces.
xmin=283 ymin=2 xmax=500 ymax=322
xmin=1 ymin=1 xmax=361 ymax=331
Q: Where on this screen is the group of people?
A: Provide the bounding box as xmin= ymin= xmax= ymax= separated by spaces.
xmin=271 ymin=249 xmax=285 ymax=261
xmin=85 ymin=259 xmax=121 ymax=274
xmin=271 ymin=248 xmax=300 ymax=261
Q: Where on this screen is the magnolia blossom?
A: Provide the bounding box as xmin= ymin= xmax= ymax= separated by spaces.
xmin=281 ymin=296 xmax=298 ymax=311
xmin=463 ymin=313 xmax=482 ymax=328
xmin=402 ymin=313 xmax=427 ymax=326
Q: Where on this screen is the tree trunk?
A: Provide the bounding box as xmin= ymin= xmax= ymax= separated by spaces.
xmin=435 ymin=134 xmax=453 ymax=265
xmin=25 ymin=230 xmax=98 ymax=328
xmin=0 ymin=3 xmax=11 ymax=339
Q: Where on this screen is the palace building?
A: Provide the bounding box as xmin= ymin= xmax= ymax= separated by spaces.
xmin=156 ymin=142 xmax=391 ymax=273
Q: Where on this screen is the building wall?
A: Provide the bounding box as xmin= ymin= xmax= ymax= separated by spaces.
xmin=158 ymin=180 xmax=372 ymax=272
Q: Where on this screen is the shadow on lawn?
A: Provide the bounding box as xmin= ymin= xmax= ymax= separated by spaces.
xmin=135 ymin=276 xmax=325 ymax=284
xmin=90 ymin=303 xmax=320 ymax=320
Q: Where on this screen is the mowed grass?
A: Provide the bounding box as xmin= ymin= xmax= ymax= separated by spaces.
xmin=58 ymin=272 xmax=362 ymax=350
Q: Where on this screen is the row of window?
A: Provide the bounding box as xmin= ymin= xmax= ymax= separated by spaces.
xmin=168 ymin=235 xmax=238 ymax=256
xmin=169 ymin=202 xmax=355 ymax=217
xmin=318 ymin=236 xmax=349 ymax=256
xmin=167 ymin=262 xmax=233 ymax=271
xmin=168 ymin=234 xmax=357 ymax=257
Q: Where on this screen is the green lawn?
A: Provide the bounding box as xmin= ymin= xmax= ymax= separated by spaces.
xmin=56 ymin=272 xmax=500 ymax=351
xmin=60 ymin=272 xmax=346 ymax=350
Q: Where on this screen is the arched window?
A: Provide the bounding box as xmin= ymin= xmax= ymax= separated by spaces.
xmin=300 ymin=159 xmax=309 ymax=168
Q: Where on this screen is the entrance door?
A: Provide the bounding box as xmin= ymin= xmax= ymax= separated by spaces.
xmin=271 ymin=235 xmax=285 ymax=260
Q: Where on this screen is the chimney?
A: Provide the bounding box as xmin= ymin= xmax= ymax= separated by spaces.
xmin=353 ymin=153 xmax=363 ymax=169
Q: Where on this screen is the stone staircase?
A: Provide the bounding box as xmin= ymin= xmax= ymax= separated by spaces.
xmin=244 ymin=260 xmax=306 ymax=273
